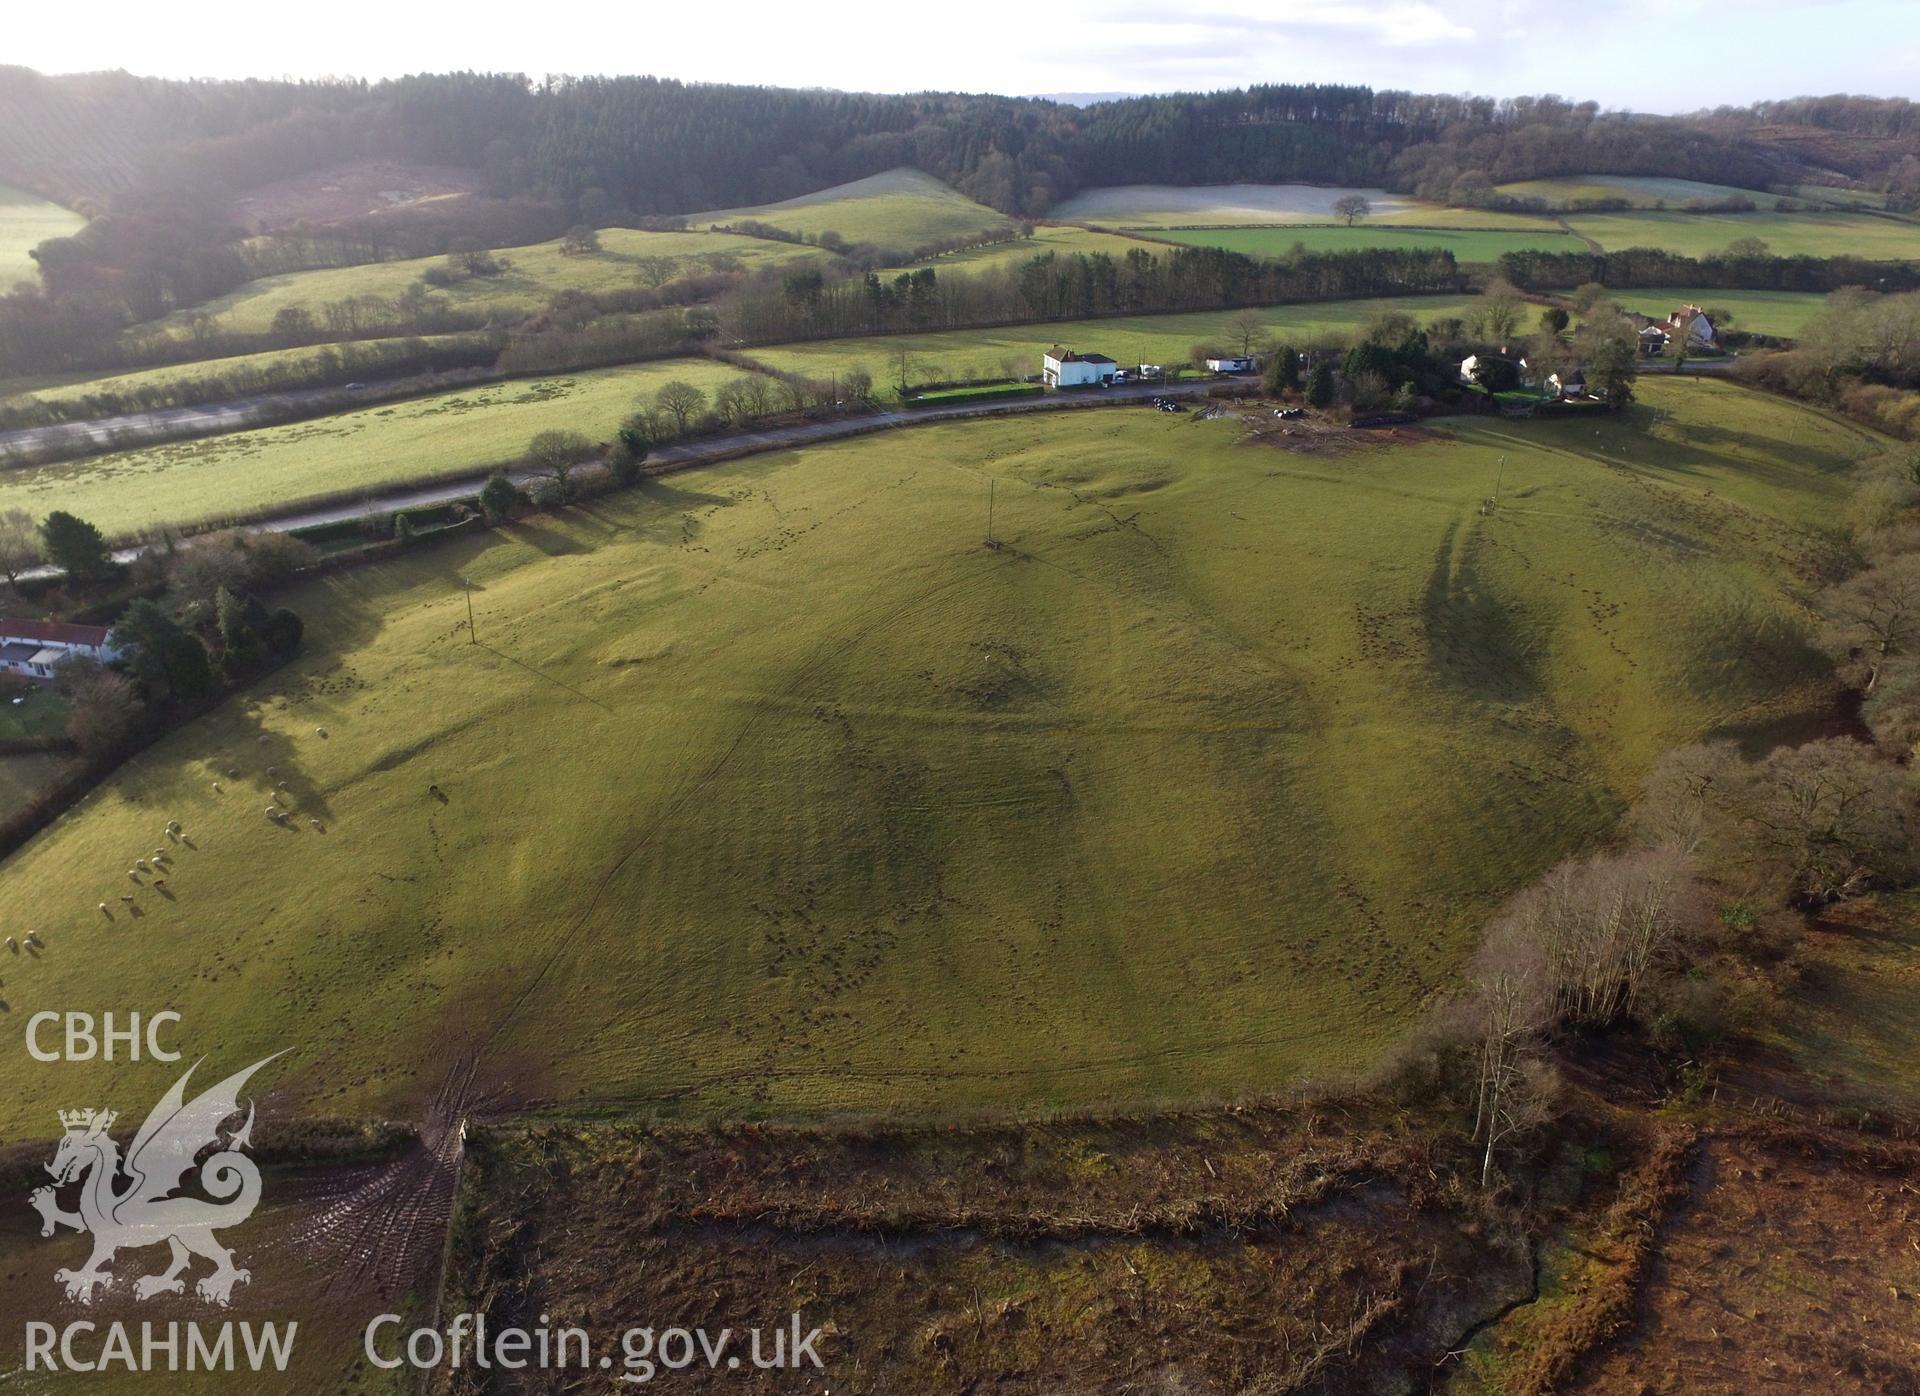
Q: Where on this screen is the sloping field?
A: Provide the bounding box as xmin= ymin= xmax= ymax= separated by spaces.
xmin=145 ymin=229 xmax=834 ymax=339
xmin=1496 ymin=175 xmax=1786 ymax=209
xmin=1566 ymin=209 xmax=1920 ymax=260
xmin=0 ymin=380 xmax=1876 ymax=1136
xmin=1158 ymin=224 xmax=1578 ymax=261
xmin=692 ymin=168 xmax=1010 ymax=251
xmin=881 ymin=223 xmax=1165 ymax=275
xmin=0 ymin=358 xmax=755 ymax=535
xmin=0 ymin=181 xmax=83 ymax=287
xmin=1613 ymin=288 xmax=1830 ymax=338
xmin=750 ymin=294 xmax=1487 ymax=386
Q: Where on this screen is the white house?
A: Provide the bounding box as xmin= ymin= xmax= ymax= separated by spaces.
xmin=1668 ymin=304 xmax=1718 ymax=349
xmin=0 ymin=619 xmax=121 ymax=682
xmin=1206 ymin=356 xmax=1254 ymax=374
xmin=1042 ymin=349 xmax=1119 ymax=388
xmin=1638 ymin=324 xmax=1670 ymax=355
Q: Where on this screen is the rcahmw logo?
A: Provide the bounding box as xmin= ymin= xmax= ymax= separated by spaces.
xmin=23 ymin=1054 xmax=299 ymax=1375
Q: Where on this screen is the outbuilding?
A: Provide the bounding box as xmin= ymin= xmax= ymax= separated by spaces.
xmin=1206 ymin=356 xmax=1255 ymax=374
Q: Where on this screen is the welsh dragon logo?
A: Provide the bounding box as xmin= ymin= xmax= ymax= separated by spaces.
xmin=29 ymin=1055 xmax=280 ymax=1307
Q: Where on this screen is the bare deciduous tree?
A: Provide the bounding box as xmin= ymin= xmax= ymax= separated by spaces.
xmin=1815 ymin=553 xmax=1920 ymax=693
xmin=0 ymin=507 xmax=41 ymax=587
xmin=654 ymin=381 xmax=708 ymax=435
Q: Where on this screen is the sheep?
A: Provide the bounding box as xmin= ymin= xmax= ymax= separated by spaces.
xmin=308 ymin=818 xmax=323 ymax=830
xmin=136 ymin=860 xmax=149 ymax=873
xmin=154 ymin=849 xmax=167 ymax=861
xmin=257 ymin=734 xmax=269 ymax=744
xmin=127 ymin=870 xmax=141 ymax=883
xmin=5 ymin=936 xmax=15 ymax=952
xmin=226 ymin=767 xmax=240 ymax=779
xmin=166 ymin=819 xmax=182 ymax=833
xmin=315 ymin=726 xmax=328 ymax=738
xmin=212 ymin=782 xmax=223 ymax=793
xmin=96 ymin=905 xmax=108 ymax=917
xmin=266 ymin=765 xmax=278 ymax=777
xmin=25 ymin=931 xmax=40 ymax=946
xmin=119 ymin=894 xmax=134 ymax=903
xmin=152 ymin=879 xmax=167 ymax=890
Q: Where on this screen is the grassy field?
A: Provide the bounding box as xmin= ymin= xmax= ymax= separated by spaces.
xmin=0 ymin=183 xmax=84 ymax=288
xmin=143 ymin=229 xmax=834 ymax=340
xmin=1566 ymin=209 xmax=1920 ymax=260
xmin=692 ymin=168 xmax=1010 ymax=252
xmin=1157 ymin=224 xmax=1580 ymax=261
xmin=1612 ymin=288 xmax=1832 ymax=338
xmin=1051 ymin=183 xmax=1539 ymax=229
xmin=0 ymin=378 xmax=1881 ymax=1138
xmin=0 ymin=358 xmax=754 ymax=535
xmin=881 ymin=223 xmax=1166 ymax=275
xmin=0 ymin=335 xmax=486 ymax=411
xmin=1496 ymin=176 xmax=1785 ymax=209
xmin=749 ymin=294 xmax=1487 ymax=386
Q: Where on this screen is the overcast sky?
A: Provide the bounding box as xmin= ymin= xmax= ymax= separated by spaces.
xmin=12 ymin=0 xmax=1916 ymax=111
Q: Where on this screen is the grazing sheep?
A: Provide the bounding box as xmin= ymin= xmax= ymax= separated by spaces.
xmin=127 ymin=870 xmax=141 ymax=882
xmin=96 ymin=905 xmax=108 ymax=917
xmin=308 ymin=818 xmax=323 ymax=830
xmin=154 ymin=850 xmax=167 ymax=861
xmin=266 ymin=765 xmax=278 ymax=777
xmin=6 ymin=937 xmax=16 ymax=952
xmin=26 ymin=931 xmax=40 ymax=946
xmin=153 ymin=879 xmax=167 ymax=890
xmin=212 ymin=782 xmax=223 ymax=793
xmin=136 ymin=860 xmax=149 ymax=873
xmin=119 ymin=894 xmax=133 ymax=903
xmin=316 ymin=727 xmax=328 ymax=738
xmin=257 ymin=734 xmax=269 ymax=744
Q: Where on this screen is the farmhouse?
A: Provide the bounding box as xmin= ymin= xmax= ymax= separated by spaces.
xmin=1206 ymin=356 xmax=1255 ymax=374
xmin=1459 ymin=351 xmax=1530 ymax=387
xmin=1638 ymin=324 xmax=1670 ymax=355
xmin=1546 ymin=369 xmax=1588 ymax=400
xmin=1668 ymin=304 xmax=1718 ymax=349
xmin=1043 ymin=349 xmax=1119 ymax=388
xmin=0 ymin=619 xmax=121 ymax=682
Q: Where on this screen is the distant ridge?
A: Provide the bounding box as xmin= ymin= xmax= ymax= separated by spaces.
xmin=1028 ymin=92 xmax=1140 ymax=107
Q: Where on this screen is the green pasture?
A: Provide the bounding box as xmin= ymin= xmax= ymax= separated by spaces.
xmin=692 ymin=168 xmax=1011 ymax=252
xmin=1157 ymin=224 xmax=1579 ymax=261
xmin=0 ymin=378 xmax=1881 ymax=1137
xmin=0 ymin=358 xmax=754 ymax=536
xmin=0 ymin=183 xmax=83 ymax=288
xmin=881 ymin=223 xmax=1167 ymax=276
xmin=1565 ymin=209 xmax=1920 ymax=260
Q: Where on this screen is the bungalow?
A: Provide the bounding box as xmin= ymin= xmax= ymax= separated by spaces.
xmin=1637 ymin=323 xmax=1670 ymax=355
xmin=0 ymin=619 xmax=121 ymax=683
xmin=1205 ymin=356 xmax=1254 ymax=375
xmin=1042 ymin=349 xmax=1119 ymax=388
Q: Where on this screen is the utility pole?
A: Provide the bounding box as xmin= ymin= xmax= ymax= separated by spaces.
xmin=463 ymin=576 xmax=476 ymax=644
xmin=985 ymin=478 xmax=996 ymax=546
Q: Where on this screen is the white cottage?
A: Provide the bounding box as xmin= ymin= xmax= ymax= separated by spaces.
xmin=1042 ymin=349 xmax=1119 ymax=388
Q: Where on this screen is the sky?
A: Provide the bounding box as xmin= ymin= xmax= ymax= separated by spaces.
xmin=9 ymin=0 xmax=1917 ymax=111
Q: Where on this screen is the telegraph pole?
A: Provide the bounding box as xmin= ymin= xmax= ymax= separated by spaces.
xmin=463 ymin=576 xmax=476 ymax=644
xmin=985 ymin=478 xmax=997 ymax=546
